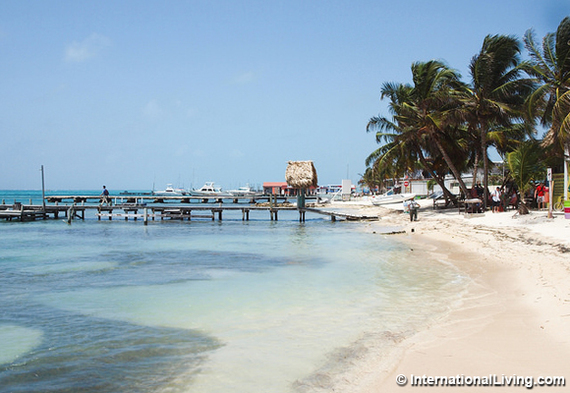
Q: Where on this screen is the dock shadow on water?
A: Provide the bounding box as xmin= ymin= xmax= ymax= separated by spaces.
xmin=0 ymin=208 xmax=467 ymax=393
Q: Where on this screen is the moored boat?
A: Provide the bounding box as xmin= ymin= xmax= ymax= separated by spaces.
xmin=153 ymin=184 xmax=187 ymax=196
xmin=190 ymin=182 xmax=231 ymax=197
xmin=370 ymin=190 xmax=416 ymax=205
xmin=227 ymin=185 xmax=257 ymax=197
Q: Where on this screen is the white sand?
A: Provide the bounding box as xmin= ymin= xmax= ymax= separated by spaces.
xmin=325 ymin=199 xmax=570 ymax=392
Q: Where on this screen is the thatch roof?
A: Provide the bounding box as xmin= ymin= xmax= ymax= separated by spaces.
xmin=285 ymin=161 xmax=318 ymax=188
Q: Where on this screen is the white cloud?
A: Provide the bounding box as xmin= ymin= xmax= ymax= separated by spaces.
xmin=64 ymin=33 xmax=111 ymax=62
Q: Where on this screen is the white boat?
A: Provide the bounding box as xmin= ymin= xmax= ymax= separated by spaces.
xmin=228 ymin=185 xmax=257 ymax=197
xmin=370 ymin=190 xmax=416 ymax=205
xmin=316 ymin=189 xmax=342 ymax=203
xmin=190 ymin=182 xmax=231 ymax=197
xmin=153 ymin=184 xmax=187 ymax=196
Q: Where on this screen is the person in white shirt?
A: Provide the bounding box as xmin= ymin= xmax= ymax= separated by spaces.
xmin=491 ymin=187 xmax=501 ymax=213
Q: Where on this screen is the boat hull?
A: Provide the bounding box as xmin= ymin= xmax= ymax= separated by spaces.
xmin=370 ymin=193 xmax=416 ymax=206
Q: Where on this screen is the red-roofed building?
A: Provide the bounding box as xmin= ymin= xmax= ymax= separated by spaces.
xmin=262 ymin=182 xmax=317 ymax=196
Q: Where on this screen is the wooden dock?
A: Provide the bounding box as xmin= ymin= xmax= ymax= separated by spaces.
xmin=1 ymin=197 xmax=379 ymax=223
xmin=303 ymin=208 xmax=379 ymax=221
xmin=44 ymin=194 xmax=288 ymax=205
xmin=95 ymin=204 xmax=298 ymax=221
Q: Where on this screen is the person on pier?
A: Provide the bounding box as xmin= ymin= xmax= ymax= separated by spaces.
xmin=100 ymin=185 xmax=110 ymax=206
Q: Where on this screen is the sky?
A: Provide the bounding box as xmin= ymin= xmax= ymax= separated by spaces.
xmin=1 ymin=0 xmax=569 ymax=191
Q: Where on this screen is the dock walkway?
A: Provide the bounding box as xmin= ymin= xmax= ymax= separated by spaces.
xmin=1 ymin=196 xmax=379 ymax=223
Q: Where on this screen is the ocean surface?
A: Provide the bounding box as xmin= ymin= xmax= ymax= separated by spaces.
xmin=0 ymin=190 xmax=468 ymax=393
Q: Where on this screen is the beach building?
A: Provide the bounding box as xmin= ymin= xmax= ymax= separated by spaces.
xmin=262 ymin=182 xmax=317 ymax=196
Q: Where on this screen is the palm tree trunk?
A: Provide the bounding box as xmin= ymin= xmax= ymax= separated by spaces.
xmin=562 ymin=143 xmax=570 ymax=201
xmin=416 ymin=143 xmax=458 ymax=205
xmin=432 ymin=133 xmax=470 ymax=198
xmin=481 ymin=128 xmax=489 ymax=210
xmin=472 ymin=149 xmax=480 ymax=187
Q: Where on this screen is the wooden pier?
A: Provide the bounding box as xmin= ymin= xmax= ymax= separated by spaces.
xmin=44 ymin=194 xmax=289 ymax=205
xmin=303 ymin=208 xmax=379 ymax=221
xmin=1 ymin=196 xmax=379 ymax=223
xmin=94 ymin=204 xmax=299 ymax=222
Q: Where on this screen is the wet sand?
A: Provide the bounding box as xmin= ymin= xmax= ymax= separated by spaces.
xmin=327 ymin=199 xmax=570 ymax=392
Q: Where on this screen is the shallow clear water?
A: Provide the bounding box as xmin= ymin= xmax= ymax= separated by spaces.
xmin=0 ymin=191 xmax=467 ymax=392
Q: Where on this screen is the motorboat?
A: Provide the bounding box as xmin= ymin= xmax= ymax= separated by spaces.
xmin=316 ymin=189 xmax=342 ymax=203
xmin=370 ymin=190 xmax=416 ymax=205
xmin=153 ymin=184 xmax=187 ymax=196
xmin=190 ymin=182 xmax=231 ymax=197
xmin=227 ymin=185 xmax=257 ymax=197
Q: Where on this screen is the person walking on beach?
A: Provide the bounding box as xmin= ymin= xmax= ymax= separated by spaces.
xmin=101 ymin=185 xmax=110 ymax=206
xmin=534 ymin=182 xmax=546 ymax=210
xmin=491 ymin=187 xmax=501 ymax=213
xmin=408 ymin=199 xmax=419 ymax=221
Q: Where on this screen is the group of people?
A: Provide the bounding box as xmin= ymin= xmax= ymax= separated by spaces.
xmin=483 ymin=182 xmax=548 ymax=213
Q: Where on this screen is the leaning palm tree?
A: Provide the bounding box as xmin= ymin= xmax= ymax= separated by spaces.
xmin=461 ymin=35 xmax=535 ymax=208
xmin=406 ymin=60 xmax=472 ymax=197
xmin=367 ymin=77 xmax=463 ymax=203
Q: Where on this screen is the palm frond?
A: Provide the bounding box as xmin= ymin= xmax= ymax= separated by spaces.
xmin=555 ymin=16 xmax=570 ymax=78
xmin=507 ymin=141 xmax=546 ymax=195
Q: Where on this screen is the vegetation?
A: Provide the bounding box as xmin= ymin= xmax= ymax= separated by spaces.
xmin=364 ymin=17 xmax=570 ymax=210
xmin=507 ymin=141 xmax=546 ymax=213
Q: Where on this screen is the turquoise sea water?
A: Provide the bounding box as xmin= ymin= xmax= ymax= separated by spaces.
xmin=0 ymin=191 xmax=468 ymax=392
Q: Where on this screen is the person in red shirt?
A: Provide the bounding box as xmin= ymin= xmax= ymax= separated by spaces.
xmin=534 ymin=182 xmax=546 ymax=210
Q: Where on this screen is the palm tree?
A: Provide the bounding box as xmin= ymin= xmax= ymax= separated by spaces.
xmin=358 ymin=167 xmax=381 ymax=193
xmin=549 ymin=89 xmax=570 ymax=171
xmin=366 ymin=75 xmax=464 ymax=204
xmin=405 ymin=60 xmax=472 ymax=197
xmin=461 ymin=34 xmax=534 ymax=208
xmin=507 ymin=140 xmax=546 ymax=214
xmin=525 ymin=17 xmax=570 ymax=198
xmin=524 ymin=17 xmax=570 ymax=129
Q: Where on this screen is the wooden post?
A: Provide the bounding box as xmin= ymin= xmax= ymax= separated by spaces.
xmin=297 ymin=189 xmax=306 ymax=209
xmin=41 ymin=165 xmax=46 ymax=212
xmin=144 ymin=208 xmax=148 ymax=225
xmin=67 ymin=204 xmax=75 ymax=224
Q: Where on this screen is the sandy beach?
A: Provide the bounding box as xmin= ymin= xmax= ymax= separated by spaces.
xmin=327 ymin=199 xmax=570 ymax=392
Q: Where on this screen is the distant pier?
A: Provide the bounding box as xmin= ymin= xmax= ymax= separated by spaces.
xmin=0 ymin=194 xmax=379 ymax=223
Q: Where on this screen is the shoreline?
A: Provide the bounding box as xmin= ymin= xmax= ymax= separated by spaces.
xmin=327 ymin=200 xmax=570 ymax=392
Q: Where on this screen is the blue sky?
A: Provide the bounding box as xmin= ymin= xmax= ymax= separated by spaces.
xmin=1 ymin=0 xmax=568 ymax=191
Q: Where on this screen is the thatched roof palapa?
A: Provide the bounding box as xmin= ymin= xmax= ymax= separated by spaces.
xmin=285 ymin=161 xmax=318 ymax=189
